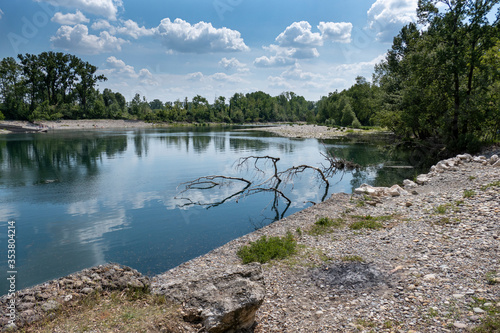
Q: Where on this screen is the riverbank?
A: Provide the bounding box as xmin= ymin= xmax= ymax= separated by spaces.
xmin=242 ymin=123 xmax=391 ymax=139
xmin=154 ymin=152 xmax=500 ymax=332
xmin=0 ymin=120 xmax=388 ymax=140
xmin=0 ymin=120 xmax=163 ymax=133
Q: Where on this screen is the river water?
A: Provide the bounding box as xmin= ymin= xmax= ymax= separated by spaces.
xmin=0 ymin=127 xmax=428 ymax=293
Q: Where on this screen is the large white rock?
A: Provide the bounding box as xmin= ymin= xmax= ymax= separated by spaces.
xmin=403 ymin=179 xmax=417 ymax=188
xmin=387 ymin=184 xmax=408 ymax=197
xmin=416 ymin=174 xmax=430 ymax=185
xmin=489 ymin=155 xmax=499 ymax=165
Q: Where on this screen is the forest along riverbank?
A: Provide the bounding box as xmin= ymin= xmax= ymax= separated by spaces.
xmin=153 ymin=150 xmax=500 ymax=332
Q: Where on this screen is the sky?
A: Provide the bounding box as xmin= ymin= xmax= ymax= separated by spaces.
xmin=0 ymin=0 xmax=421 ymax=102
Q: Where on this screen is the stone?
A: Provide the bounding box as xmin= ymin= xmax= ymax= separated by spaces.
xmin=153 ymin=263 xmax=265 ymax=333
xmin=492 ymin=159 xmax=500 ymax=168
xmin=423 ymin=274 xmax=436 ymax=281
xmin=387 ymin=184 xmax=406 ymax=197
xmin=473 ymin=307 xmax=485 ymax=314
xmin=454 ymin=322 xmax=467 ymax=329
xmin=41 ymin=300 xmax=61 ymax=312
xmin=403 ymin=179 xmax=417 ymax=189
xmin=490 ymin=155 xmax=499 ymax=164
xmin=416 ymin=174 xmax=430 ymax=185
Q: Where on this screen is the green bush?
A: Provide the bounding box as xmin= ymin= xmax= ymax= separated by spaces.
xmin=237 ymin=232 xmax=297 ymax=264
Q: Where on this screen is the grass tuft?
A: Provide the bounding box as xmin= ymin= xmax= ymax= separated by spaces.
xmin=348 ymin=215 xmax=389 ymax=230
xmin=341 ymin=255 xmax=364 ymax=262
xmin=307 ymin=217 xmax=344 ymax=236
xmin=237 ymin=232 xmax=297 ymax=264
xmin=463 ymin=189 xmax=476 ymax=198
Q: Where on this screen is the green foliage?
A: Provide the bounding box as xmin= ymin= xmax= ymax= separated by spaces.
xmin=481 ymin=181 xmax=500 ymax=191
xmin=463 ymin=189 xmax=476 ymax=198
xmin=341 ymin=255 xmax=364 ymax=262
xmin=237 ymin=232 xmax=297 ymax=264
xmin=307 ymin=217 xmax=344 ymax=236
xmin=434 ymin=204 xmax=449 ymax=214
xmin=349 ymin=215 xmax=389 ymax=230
xmin=375 ymin=1 xmax=500 ymax=151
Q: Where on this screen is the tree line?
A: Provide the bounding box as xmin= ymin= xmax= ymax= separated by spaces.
xmin=1 ymin=0 xmax=499 ymax=152
xmin=374 ymin=0 xmax=499 ymax=151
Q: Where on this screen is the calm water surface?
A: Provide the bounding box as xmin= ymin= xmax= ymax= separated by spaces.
xmin=0 ymin=127 xmax=428 ymax=293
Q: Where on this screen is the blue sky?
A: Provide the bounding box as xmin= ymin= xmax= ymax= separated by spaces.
xmin=0 ymin=0 xmax=421 ymax=102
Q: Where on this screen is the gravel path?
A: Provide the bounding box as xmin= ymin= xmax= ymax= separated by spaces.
xmin=154 ymin=152 xmax=500 ymax=332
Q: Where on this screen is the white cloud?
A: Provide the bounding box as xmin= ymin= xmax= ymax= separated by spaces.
xmin=104 ymin=56 xmax=136 ymax=77
xmin=187 ymin=72 xmax=204 ymax=81
xmin=51 ymin=11 xmax=89 ymax=25
xmin=0 ymin=8 xmax=4 ymax=20
xmin=318 ymin=22 xmax=353 ymax=43
xmin=210 ymin=72 xmax=245 ymax=83
xmin=116 ymin=19 xmax=155 ymax=39
xmin=155 ymin=18 xmax=249 ymax=53
xmin=254 ymin=55 xmax=296 ymax=68
xmin=36 ymin=0 xmax=122 ymax=20
xmin=219 ymin=57 xmax=248 ymax=72
xmin=281 ymin=63 xmax=319 ymax=81
xmin=51 ymin=24 xmax=127 ymax=54
xmin=91 ymin=19 xmax=115 ymax=32
xmin=289 ymin=48 xmax=319 ymax=59
xmin=276 ymin=21 xmax=323 ymax=48
xmin=267 ymin=76 xmax=293 ymax=90
xmin=330 ymin=54 xmax=386 ymax=79
xmin=367 ymin=0 xmax=418 ymax=41
xmin=256 ymin=20 xmax=350 ymax=67
xmin=103 ymin=56 xmax=154 ymax=81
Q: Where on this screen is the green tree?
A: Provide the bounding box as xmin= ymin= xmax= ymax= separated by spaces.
xmin=376 ymin=0 xmax=499 ymax=150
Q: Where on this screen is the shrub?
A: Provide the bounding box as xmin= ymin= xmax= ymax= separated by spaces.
xmin=237 ymin=232 xmax=297 ymax=264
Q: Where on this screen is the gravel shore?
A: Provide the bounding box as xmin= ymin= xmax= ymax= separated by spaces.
xmin=0 ymin=119 xmax=161 ymax=132
xmin=154 ymin=151 xmax=500 ymax=332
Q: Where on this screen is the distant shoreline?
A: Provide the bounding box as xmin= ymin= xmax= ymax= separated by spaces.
xmin=0 ymin=120 xmax=392 ymax=140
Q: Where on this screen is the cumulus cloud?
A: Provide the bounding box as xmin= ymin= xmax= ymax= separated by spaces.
xmin=155 ymin=18 xmax=249 ymax=53
xmin=101 ymin=57 xmax=156 ymax=86
xmin=116 ymin=19 xmax=155 ymax=39
xmin=281 ymin=63 xmax=319 ymax=81
xmin=36 ymin=0 xmax=122 ymax=20
xmin=51 ymin=24 xmax=127 ymax=54
xmin=187 ymin=72 xmax=204 ymax=81
xmin=367 ymin=0 xmax=418 ymax=41
xmin=318 ymin=21 xmax=353 ymax=43
xmin=91 ymin=19 xmax=115 ymax=32
xmin=331 ymin=54 xmax=386 ymax=77
xmin=256 ymin=20 xmax=351 ymax=67
xmin=254 ymin=55 xmax=296 ymax=68
xmin=51 ymin=11 xmax=89 ymax=25
xmin=218 ymin=57 xmax=248 ymax=72
xmin=276 ymin=21 xmax=323 ymax=48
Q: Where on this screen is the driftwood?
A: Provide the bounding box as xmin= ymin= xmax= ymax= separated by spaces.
xmin=176 ymin=152 xmax=360 ymax=218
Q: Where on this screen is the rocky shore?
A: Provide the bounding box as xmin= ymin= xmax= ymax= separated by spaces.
xmin=153 ymin=151 xmax=500 ymax=332
xmin=1 ymin=121 xmax=499 ymax=332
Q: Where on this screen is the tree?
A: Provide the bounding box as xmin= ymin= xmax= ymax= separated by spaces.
xmin=376 ymin=0 xmax=499 ymax=150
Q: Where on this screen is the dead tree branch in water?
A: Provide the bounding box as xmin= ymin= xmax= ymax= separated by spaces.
xmin=176 ymin=152 xmax=360 ymax=216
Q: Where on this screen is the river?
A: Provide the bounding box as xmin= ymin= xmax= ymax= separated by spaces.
xmin=0 ymin=126 xmax=430 ymax=294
